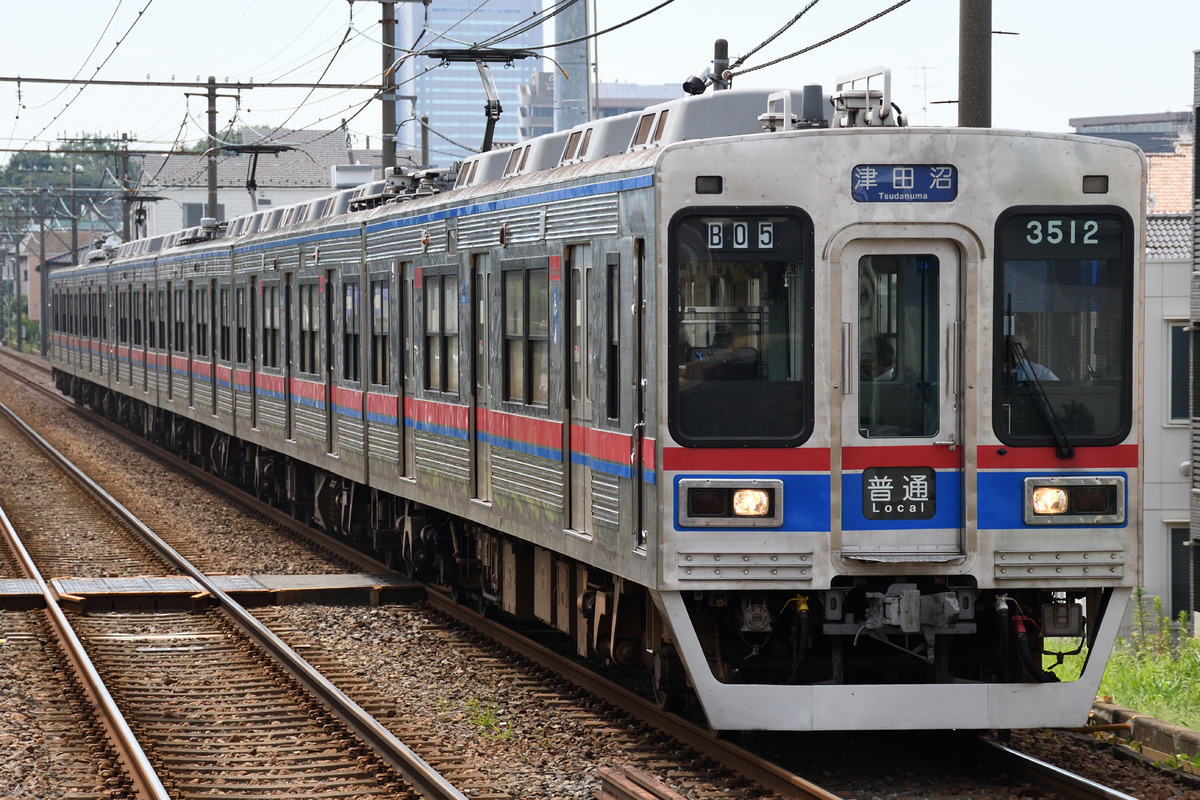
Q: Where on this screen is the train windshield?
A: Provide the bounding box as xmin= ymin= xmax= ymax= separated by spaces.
xmin=994 ymin=210 xmax=1134 ymax=447
xmin=668 ymin=210 xmax=813 ymax=446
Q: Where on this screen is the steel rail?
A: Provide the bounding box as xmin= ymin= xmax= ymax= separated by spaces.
xmin=425 ymin=589 xmax=846 ymax=800
xmin=0 ymin=355 xmax=388 ymax=574
xmin=0 ymin=403 xmax=170 ymax=800
xmin=0 ymin=396 xmax=468 ymax=800
xmin=977 ymin=738 xmax=1143 ymax=800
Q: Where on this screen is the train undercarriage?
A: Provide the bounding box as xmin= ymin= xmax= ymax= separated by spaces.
xmin=64 ymin=376 xmax=1100 ymax=720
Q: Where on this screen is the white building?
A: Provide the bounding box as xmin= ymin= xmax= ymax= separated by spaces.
xmin=1142 ymin=138 xmax=1195 ymax=621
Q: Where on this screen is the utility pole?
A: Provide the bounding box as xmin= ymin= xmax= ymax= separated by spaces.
xmin=121 ymin=134 xmax=133 ymax=241
xmin=207 ymin=76 xmax=219 ymax=219
xmin=382 ymin=2 xmax=397 ymax=172
xmin=958 ymin=0 xmax=991 ymax=127
xmin=69 ymin=152 xmax=78 ymax=265
xmin=420 ymin=115 xmax=429 ymax=169
xmin=378 ymin=1 xmax=427 ymax=169
xmin=38 ymin=188 xmax=46 ymax=355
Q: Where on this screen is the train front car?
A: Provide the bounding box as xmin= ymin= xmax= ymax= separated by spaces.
xmin=656 ymin=98 xmax=1144 ymax=730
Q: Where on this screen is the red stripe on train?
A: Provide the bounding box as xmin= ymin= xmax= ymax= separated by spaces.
xmin=977 ymin=444 xmax=1138 ymax=470
xmin=663 ymin=447 xmax=832 ymax=472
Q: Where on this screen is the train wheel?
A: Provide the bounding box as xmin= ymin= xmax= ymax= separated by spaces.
xmin=652 ymin=646 xmax=687 ymax=713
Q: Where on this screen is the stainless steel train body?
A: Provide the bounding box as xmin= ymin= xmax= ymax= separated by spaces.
xmin=49 ymin=74 xmax=1145 ymax=731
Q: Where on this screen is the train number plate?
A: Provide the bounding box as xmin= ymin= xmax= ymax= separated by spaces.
xmin=862 ymin=466 xmax=936 ymax=520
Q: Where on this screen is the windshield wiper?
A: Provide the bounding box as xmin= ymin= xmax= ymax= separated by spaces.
xmin=1007 ymin=338 xmax=1074 ymax=459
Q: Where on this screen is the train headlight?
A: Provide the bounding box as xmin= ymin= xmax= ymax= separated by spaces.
xmin=1031 ymin=487 xmax=1068 ymax=515
xmin=733 ymin=489 xmax=770 ymax=517
xmin=1023 ymin=476 xmax=1125 ymax=526
xmin=678 ymin=479 xmax=784 ymax=528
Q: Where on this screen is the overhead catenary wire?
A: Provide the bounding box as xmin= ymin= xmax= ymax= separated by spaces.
xmin=26 ymin=1 xmax=127 ymax=112
xmin=728 ymin=0 xmax=915 ymax=78
xmin=477 ymin=0 xmax=583 ymax=49
xmin=513 ymin=0 xmax=678 ymax=52
xmin=21 ymin=0 xmax=158 ymax=151
xmin=728 ymin=0 xmax=823 ymax=71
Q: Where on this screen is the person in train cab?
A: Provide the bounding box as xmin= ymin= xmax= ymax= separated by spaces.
xmin=861 ymin=335 xmax=895 ymax=381
xmin=1010 ymin=331 xmax=1058 ymax=382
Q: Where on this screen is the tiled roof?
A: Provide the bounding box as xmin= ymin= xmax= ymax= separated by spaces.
xmin=1147 ymin=140 xmax=1194 ymax=214
xmin=1146 ymin=213 xmax=1193 ymax=260
xmin=137 ymin=127 xmax=381 ymax=190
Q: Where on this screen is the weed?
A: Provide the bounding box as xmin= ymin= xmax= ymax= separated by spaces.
xmin=1046 ymin=590 xmax=1200 ymax=731
xmin=466 ymin=697 xmax=513 ymax=740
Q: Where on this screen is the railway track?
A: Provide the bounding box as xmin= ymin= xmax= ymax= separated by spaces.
xmin=0 ymin=347 xmax=1178 ymax=800
xmin=0 ymin=391 xmax=468 ymax=799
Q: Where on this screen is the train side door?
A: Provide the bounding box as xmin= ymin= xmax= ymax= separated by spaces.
xmin=566 ymin=245 xmax=593 ymax=534
xmin=186 ymin=280 xmax=197 ymax=406
xmin=839 ymin=239 xmax=965 ymax=561
xmin=630 ymin=243 xmax=649 ymax=552
xmin=249 ymin=276 xmax=259 ymax=428
xmin=283 ymin=272 xmax=294 ymax=440
xmin=209 ymin=279 xmax=218 ymax=411
xmin=324 ymin=269 xmax=337 ymax=453
xmin=471 ymin=254 xmax=491 ymax=501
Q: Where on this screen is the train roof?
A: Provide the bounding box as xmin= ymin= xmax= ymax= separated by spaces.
xmin=86 ymin=66 xmax=1138 ymax=269
xmin=87 ymin=85 xmax=840 ymax=265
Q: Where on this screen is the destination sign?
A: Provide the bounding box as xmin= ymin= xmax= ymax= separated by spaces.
xmin=851 ymin=164 xmax=958 ymax=203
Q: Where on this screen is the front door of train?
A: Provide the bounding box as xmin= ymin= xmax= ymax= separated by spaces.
xmin=839 ymin=239 xmax=965 ymax=561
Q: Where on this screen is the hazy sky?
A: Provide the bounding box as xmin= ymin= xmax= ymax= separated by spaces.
xmin=1 ymin=0 xmax=1196 ymax=161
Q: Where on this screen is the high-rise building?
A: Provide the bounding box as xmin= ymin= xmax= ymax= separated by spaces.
xmin=397 ymin=1 xmax=542 ymax=166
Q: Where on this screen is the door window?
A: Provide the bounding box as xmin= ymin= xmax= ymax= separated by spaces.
xmin=858 ymin=254 xmax=939 ymax=438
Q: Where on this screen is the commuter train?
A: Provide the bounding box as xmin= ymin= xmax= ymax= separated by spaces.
xmin=49 ymin=67 xmax=1145 ymax=731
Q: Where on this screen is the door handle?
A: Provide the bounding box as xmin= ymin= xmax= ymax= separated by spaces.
xmin=631 ymin=420 xmax=645 ymax=465
xmin=841 ymin=322 xmax=853 ymax=396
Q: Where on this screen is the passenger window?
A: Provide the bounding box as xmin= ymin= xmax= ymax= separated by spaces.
xmin=502 ymin=261 xmax=549 ymax=405
xmin=424 ymin=270 xmax=458 ymax=394
xmin=298 ymin=283 xmax=320 ymax=374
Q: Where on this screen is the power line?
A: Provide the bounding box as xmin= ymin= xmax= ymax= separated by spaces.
xmin=514 ymin=0 xmax=679 ymax=52
xmin=23 ymin=0 xmax=159 ymax=149
xmin=729 ymin=0 xmax=915 ymax=78
xmin=730 ymin=0 xmax=823 ymax=71
xmin=26 ymin=1 xmax=126 ymax=112
xmin=478 ymin=0 xmax=582 ymax=49
xmin=0 ymin=76 xmax=383 ymax=91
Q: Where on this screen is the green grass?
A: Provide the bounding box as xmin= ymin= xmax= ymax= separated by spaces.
xmin=1046 ymin=588 xmax=1200 ymax=731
